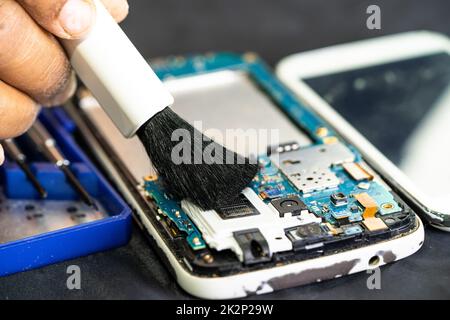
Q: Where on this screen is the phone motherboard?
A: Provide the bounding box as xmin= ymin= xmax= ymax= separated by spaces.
xmin=143 ymin=141 xmax=415 ymax=272
xmin=138 ymin=53 xmax=417 ymax=275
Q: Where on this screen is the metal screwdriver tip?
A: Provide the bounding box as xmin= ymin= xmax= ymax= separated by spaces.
xmin=60 ymin=165 xmax=96 ymax=208
xmin=1 ymin=139 xmax=48 ymax=199
xmin=17 ymin=161 xmax=48 ymax=199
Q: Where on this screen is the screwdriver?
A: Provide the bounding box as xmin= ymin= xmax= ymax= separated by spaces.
xmin=26 ymin=121 xmax=96 ymax=208
xmin=1 ymin=138 xmax=48 ymax=199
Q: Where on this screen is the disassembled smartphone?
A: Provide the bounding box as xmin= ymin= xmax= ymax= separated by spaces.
xmin=68 ymin=52 xmax=424 ymax=299
xmin=277 ymin=31 xmax=450 ymax=230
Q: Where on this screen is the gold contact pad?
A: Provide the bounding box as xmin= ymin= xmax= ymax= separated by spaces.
xmin=343 ymin=162 xmax=373 ymax=181
xmin=363 ymin=217 xmax=388 ymax=231
xmin=354 ymin=193 xmax=378 ymax=218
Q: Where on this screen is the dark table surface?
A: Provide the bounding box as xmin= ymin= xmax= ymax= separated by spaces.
xmin=1 ymin=223 xmax=450 ymax=299
xmin=1 ymin=0 xmax=450 ymax=300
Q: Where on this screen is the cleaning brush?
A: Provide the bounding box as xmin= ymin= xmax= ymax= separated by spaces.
xmin=61 ymin=0 xmax=257 ymax=209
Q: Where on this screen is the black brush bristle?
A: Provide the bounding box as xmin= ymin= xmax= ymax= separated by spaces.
xmin=137 ymin=107 xmax=259 ymax=210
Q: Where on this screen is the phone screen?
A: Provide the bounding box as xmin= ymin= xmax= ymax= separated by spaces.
xmin=304 ymin=52 xmax=450 ymax=209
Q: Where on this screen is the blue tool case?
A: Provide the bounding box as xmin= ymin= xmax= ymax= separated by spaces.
xmin=0 ymin=108 xmax=132 ymax=276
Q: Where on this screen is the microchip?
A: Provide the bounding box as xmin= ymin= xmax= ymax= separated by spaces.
xmin=216 ymin=194 xmax=260 ymax=219
xmin=260 ymin=186 xmax=284 ymax=199
xmin=330 ymin=192 xmax=348 ymax=206
xmin=270 ymin=195 xmax=308 ymax=217
xmin=331 ymin=210 xmax=352 ymax=226
xmin=334 ymin=216 xmax=351 ymax=226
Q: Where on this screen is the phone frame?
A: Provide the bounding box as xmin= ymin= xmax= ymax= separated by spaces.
xmin=276 ymin=31 xmax=450 ymax=230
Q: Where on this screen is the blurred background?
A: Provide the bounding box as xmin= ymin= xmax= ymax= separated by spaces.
xmin=121 ymin=0 xmax=450 ymax=66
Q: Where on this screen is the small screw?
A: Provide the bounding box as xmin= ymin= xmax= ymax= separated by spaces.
xmin=203 ymin=254 xmax=214 ymax=264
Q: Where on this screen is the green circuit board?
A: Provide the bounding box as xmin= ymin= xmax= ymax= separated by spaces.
xmin=144 ymin=140 xmax=406 ymax=252
xmin=251 ymin=154 xmax=402 ymax=227
xmin=144 ymin=178 xmax=206 ymax=251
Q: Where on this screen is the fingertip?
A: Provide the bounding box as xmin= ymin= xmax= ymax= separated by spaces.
xmin=41 ymin=70 xmax=77 ymax=107
xmin=101 ymin=0 xmax=129 ymax=23
xmin=0 ymin=81 xmax=40 ymax=140
xmin=20 ymin=0 xmax=127 ymax=39
xmin=57 ymin=0 xmax=96 ymax=39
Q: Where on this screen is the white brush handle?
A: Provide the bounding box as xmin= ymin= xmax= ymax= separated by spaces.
xmin=61 ymin=0 xmax=174 ymax=138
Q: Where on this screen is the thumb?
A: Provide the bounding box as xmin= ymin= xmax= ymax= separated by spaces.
xmin=18 ymin=0 xmax=129 ymax=40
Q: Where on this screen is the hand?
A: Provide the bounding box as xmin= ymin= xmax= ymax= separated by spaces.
xmin=0 ymin=0 xmax=129 ymax=164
